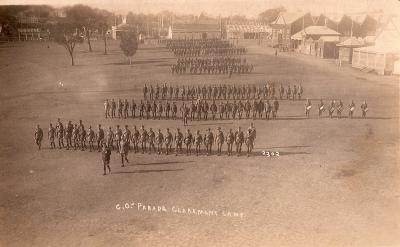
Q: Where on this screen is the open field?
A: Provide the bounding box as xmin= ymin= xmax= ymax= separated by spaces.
xmin=0 ymin=39 xmax=399 ymax=247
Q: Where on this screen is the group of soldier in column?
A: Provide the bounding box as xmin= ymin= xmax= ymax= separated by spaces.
xmin=103 ymin=98 xmax=281 ymax=122
xmin=141 ymin=82 xmax=303 ymax=101
xmin=35 ymin=120 xmax=257 ymax=174
xmin=305 ymin=99 xmax=369 ymax=118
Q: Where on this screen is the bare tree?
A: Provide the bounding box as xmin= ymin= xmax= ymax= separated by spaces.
xmin=53 ymin=22 xmax=83 ymax=66
xmin=66 ymin=4 xmax=97 ymax=52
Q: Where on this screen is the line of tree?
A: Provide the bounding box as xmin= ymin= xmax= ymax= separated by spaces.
xmin=52 ymin=5 xmax=119 ymax=66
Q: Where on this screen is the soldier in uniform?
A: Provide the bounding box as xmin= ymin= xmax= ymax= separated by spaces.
xmin=238 ymin=100 xmax=244 ymax=119
xmin=226 ymin=129 xmax=234 ymax=156
xmin=336 ymin=100 xmax=343 ymax=119
xmin=232 ymin=101 xmax=238 ymax=119
xmin=246 ymin=123 xmax=256 ymax=157
xmin=97 ymin=124 xmax=105 ymax=152
xmin=361 ymin=100 xmax=368 ymax=118
xmin=65 ymin=121 xmax=73 ymax=150
xmin=139 ymin=100 xmax=144 ymax=119
xmin=152 ymin=101 xmax=157 ymax=119
xmin=349 ymin=100 xmax=355 ymax=119
xmin=328 ymin=100 xmax=335 ymax=118
xmin=104 ymin=99 xmax=110 ymax=118
xmin=79 ymin=125 xmax=87 ymax=151
xmin=194 ymin=130 xmax=203 ymax=156
xmin=318 ymin=99 xmax=325 ymax=118
xmin=122 ymin=125 xmax=131 ymax=149
xmin=156 ymin=129 xmax=164 ymax=154
xmin=140 ymin=125 xmax=148 ymax=154
xmin=210 ymin=100 xmax=217 ymax=120
xmin=118 ymin=99 xmax=123 ymax=118
xmin=184 ymin=129 xmax=193 ymax=155
xmin=204 ymin=128 xmax=214 ymax=156
xmin=164 ymin=128 xmax=173 ymax=155
xmin=172 ymin=102 xmax=178 ymax=120
xmin=115 ymin=125 xmax=122 ymax=153
xmin=111 ymin=99 xmax=116 ymax=118
xmin=132 ymin=125 xmax=140 ymax=153
xmin=72 ymin=124 xmax=79 ymax=150
xmin=216 ymin=127 xmax=224 ymax=156
xmin=106 ymin=127 xmax=114 ymax=150
xmin=251 ymin=100 xmax=257 ymax=119
xmin=130 ymin=99 xmax=136 ymax=118
xmin=165 ymin=101 xmax=171 ymax=119
xmin=174 ymin=128 xmax=183 ymax=155
xmin=183 ymin=104 xmax=190 ymax=126
xmin=102 ymin=143 xmax=112 ymax=175
xmin=145 ymin=101 xmax=151 ymax=119
xmin=298 ymin=84 xmax=303 ymax=99
xmin=305 ymin=99 xmax=312 ymax=118
xmin=123 ymin=99 xmax=129 ymax=119
xmin=218 ymin=101 xmax=225 ymax=119
xmin=143 ymin=84 xmax=148 ymax=100
xmin=87 ymin=126 xmax=95 ymax=152
xmin=279 ymin=84 xmax=285 ymax=99
xmin=148 ymin=128 xmax=156 ymax=154
xmin=265 ymin=100 xmax=272 ymax=120
xmin=56 ymin=118 xmax=64 ymax=149
xmin=245 ymin=100 xmax=251 ymax=119
xmin=119 ymin=139 xmax=129 ymax=167
xmin=235 ymin=127 xmax=244 ymax=156
xmin=150 ymin=85 xmax=154 ymax=100
xmin=286 ymin=85 xmax=291 ymax=100
xmin=157 ymin=101 xmax=163 ymax=120
xmin=34 ymin=124 xmax=43 ymax=150
xmin=293 ymin=85 xmax=298 ymax=101
xmin=203 ymin=100 xmax=209 ymax=120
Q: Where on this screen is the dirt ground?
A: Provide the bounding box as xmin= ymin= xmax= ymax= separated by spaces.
xmin=0 ymin=40 xmax=399 ymax=247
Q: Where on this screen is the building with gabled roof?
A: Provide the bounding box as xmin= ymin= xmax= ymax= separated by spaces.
xmin=270 ymin=12 xmax=314 ymax=50
xmin=352 ymin=17 xmax=400 ymax=75
xmin=168 ymin=22 xmax=221 ymax=39
xmin=226 ymin=24 xmax=270 ymax=39
xmin=291 ymin=25 xmax=341 ymax=58
xmin=337 ymin=36 xmax=365 ymax=63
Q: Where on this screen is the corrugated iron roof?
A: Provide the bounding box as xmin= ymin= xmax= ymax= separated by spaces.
xmin=291 ymin=25 xmax=341 ymax=40
xmin=226 ymin=24 xmax=270 ymax=33
xmin=173 ymin=23 xmax=220 ymax=32
xmin=273 ymin=12 xmax=308 ymax=25
xmin=337 ymin=36 xmax=364 ymax=47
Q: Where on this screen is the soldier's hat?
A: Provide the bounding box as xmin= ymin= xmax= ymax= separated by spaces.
xmin=125 ymin=125 xmax=128 ymax=128
xmin=217 ymin=127 xmax=221 ymax=130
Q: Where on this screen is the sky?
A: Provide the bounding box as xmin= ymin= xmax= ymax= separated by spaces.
xmin=1 ymin=0 xmax=400 ymax=17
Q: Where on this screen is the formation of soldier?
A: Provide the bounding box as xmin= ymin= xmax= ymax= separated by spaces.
xmin=172 ymin=57 xmax=253 ymax=75
xmin=37 ymin=120 xmax=258 ymax=159
xmin=103 ymin=98 xmax=281 ymax=122
xmin=140 ymin=82 xmax=303 ymax=102
xmin=305 ymin=99 xmax=369 ymax=118
xmin=166 ymin=39 xmax=246 ymax=57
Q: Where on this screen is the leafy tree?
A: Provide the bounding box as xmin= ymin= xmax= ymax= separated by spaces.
xmin=119 ymin=31 xmax=138 ymax=65
xmin=52 ymin=21 xmax=83 ymax=66
xmin=66 ymin=4 xmax=97 ymax=52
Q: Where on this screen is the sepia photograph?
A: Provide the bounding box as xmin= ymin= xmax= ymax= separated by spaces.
xmin=0 ymin=0 xmax=399 ymax=246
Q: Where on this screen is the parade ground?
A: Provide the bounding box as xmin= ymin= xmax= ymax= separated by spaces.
xmin=0 ymin=40 xmax=399 ymax=247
